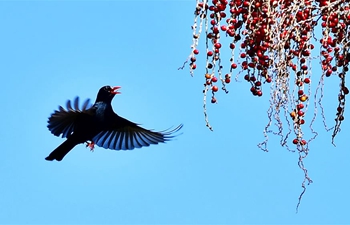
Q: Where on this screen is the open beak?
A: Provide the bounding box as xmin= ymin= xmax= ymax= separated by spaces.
xmin=111 ymin=86 xmax=121 ymax=94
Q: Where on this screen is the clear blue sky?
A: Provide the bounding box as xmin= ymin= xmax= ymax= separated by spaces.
xmin=0 ymin=1 xmax=349 ymax=224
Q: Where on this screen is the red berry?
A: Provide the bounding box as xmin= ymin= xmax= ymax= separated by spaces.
xmin=298 ymin=110 xmax=304 ymax=116
xmin=225 ymin=78 xmax=231 ymax=83
xmin=302 ymin=50 xmax=310 ymax=56
xmin=211 ymin=76 xmax=218 ymax=82
xmin=304 ymin=78 xmax=310 ymax=84
xmin=257 ymin=50 xmax=263 ymax=59
xmin=301 ymin=65 xmax=308 ymax=70
xmin=293 ymin=139 xmax=299 ymax=144
xmin=212 ymin=86 xmax=219 ymax=92
xmin=301 ymin=140 xmax=307 ymax=145
xmin=297 ymin=103 xmax=304 ymax=109
xmin=211 ymin=97 xmax=217 ymax=103
xmin=214 ymin=43 xmax=222 ymax=49
xmin=326 ymin=69 xmax=332 ymax=76
xmin=207 ymin=51 xmax=213 ymax=56
xmin=257 ymin=90 xmax=263 ymax=96
xmin=298 ymin=90 xmax=304 ymax=95
xmin=217 ymin=3 xmax=226 ymax=11
xmin=231 ymin=63 xmax=237 ymax=69
xmin=193 ymin=49 xmax=199 ymax=55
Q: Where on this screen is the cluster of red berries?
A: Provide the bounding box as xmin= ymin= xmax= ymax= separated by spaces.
xmin=283 ymin=4 xmax=314 ymax=147
xmin=232 ymin=0 xmax=276 ymax=98
xmin=189 ymin=0 xmax=350 ymax=148
xmin=188 ymin=0 xmax=350 ymax=209
xmin=290 ymin=80 xmax=310 ymax=146
xmin=318 ymin=3 xmax=350 ymax=140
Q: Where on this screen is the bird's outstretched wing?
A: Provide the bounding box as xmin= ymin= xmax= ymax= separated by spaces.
xmin=92 ymin=115 xmax=183 ymax=150
xmin=47 ymin=97 xmax=92 ymax=138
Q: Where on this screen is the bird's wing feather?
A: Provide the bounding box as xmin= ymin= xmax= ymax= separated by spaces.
xmin=47 ymin=97 xmax=92 ymax=138
xmin=92 ymin=115 xmax=183 ymax=150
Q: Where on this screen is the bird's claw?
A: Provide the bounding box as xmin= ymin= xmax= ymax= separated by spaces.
xmin=86 ymin=141 xmax=95 ymax=152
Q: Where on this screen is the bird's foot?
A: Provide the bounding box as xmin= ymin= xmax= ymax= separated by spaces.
xmin=86 ymin=141 xmax=95 ymax=152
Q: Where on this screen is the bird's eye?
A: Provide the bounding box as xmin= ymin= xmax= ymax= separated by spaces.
xmin=104 ymin=86 xmax=111 ymax=91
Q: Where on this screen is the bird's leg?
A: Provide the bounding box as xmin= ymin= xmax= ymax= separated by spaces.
xmin=86 ymin=141 xmax=95 ymax=152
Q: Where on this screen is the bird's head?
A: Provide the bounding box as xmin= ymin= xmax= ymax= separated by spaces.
xmin=95 ymin=86 xmax=121 ymax=103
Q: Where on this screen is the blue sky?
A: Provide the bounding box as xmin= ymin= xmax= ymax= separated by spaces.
xmin=0 ymin=1 xmax=349 ymax=224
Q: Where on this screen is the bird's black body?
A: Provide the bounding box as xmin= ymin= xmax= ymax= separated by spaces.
xmin=46 ymin=86 xmax=182 ymax=161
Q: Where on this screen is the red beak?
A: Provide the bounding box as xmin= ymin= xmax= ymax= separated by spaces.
xmin=111 ymin=86 xmax=121 ymax=94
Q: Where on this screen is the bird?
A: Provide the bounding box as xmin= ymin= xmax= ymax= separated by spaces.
xmin=45 ymin=85 xmax=183 ymax=161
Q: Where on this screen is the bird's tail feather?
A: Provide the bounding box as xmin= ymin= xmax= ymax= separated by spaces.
xmin=45 ymin=138 xmax=79 ymax=161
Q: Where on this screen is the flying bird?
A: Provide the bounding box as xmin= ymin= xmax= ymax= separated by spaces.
xmin=46 ymin=86 xmax=183 ymax=161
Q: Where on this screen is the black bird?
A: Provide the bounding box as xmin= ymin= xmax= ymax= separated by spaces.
xmin=46 ymin=86 xmax=183 ymax=161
